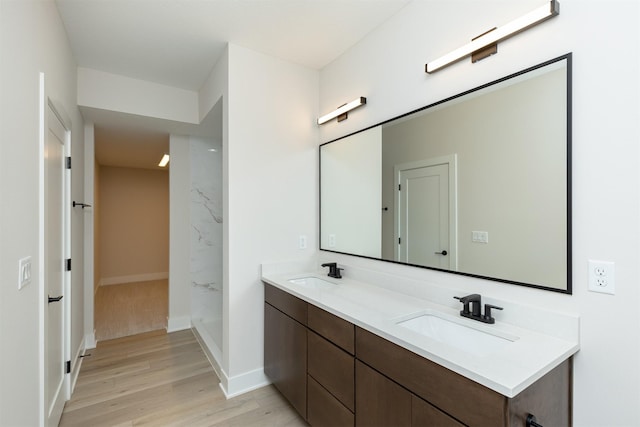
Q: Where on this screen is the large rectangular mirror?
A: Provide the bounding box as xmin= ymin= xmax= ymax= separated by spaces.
xmin=320 ymin=54 xmax=572 ymax=293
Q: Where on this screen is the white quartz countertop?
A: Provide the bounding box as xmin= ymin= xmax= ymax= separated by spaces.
xmin=262 ymin=270 xmax=580 ymax=398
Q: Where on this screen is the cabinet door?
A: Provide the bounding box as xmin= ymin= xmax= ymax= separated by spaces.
xmin=264 ymin=302 xmax=307 ymax=419
xmin=356 ymin=361 xmax=411 ymax=427
xmin=308 ymin=376 xmax=354 ymax=427
xmin=412 ymin=395 xmax=465 ymax=427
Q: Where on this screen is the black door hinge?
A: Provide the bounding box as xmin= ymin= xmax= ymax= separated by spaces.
xmin=66 ymin=259 xmax=71 ymax=271
xmin=398 ymin=237 xmax=401 ymax=244
xmin=66 ymin=157 xmax=71 ymax=169
xmin=398 ymin=184 xmax=401 ymax=191
xmin=65 ymin=360 xmax=71 ymax=374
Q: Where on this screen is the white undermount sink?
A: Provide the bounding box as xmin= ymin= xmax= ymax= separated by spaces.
xmin=288 ymin=277 xmax=336 ymax=289
xmin=396 ymin=312 xmax=518 ymax=357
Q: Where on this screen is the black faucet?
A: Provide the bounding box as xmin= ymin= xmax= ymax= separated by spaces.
xmin=454 ymin=294 xmax=503 ymax=324
xmin=321 ymin=262 xmax=343 ymax=279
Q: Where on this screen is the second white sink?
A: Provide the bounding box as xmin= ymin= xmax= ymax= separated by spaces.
xmin=288 ymin=277 xmax=336 ymax=289
xmin=397 ymin=312 xmax=517 ymax=357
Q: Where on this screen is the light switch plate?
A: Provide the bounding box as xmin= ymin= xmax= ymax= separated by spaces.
xmin=18 ymin=256 xmax=32 ymax=289
xmin=472 ymin=231 xmax=489 ymax=243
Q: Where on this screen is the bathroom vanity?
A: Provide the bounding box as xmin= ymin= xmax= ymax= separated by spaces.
xmin=262 ymin=269 xmax=579 ymax=427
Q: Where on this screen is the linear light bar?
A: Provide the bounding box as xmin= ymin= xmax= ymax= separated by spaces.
xmin=317 ymin=97 xmax=367 ymax=125
xmin=158 ymin=154 xmax=170 ymax=167
xmin=425 ymin=0 xmax=559 ymax=74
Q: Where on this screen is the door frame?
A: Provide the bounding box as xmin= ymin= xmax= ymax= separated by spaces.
xmin=39 ymin=73 xmax=72 ymax=426
xmin=393 ymin=154 xmax=458 ymax=270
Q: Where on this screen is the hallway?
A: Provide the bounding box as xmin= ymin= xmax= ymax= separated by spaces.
xmin=60 ymin=330 xmax=306 ymax=426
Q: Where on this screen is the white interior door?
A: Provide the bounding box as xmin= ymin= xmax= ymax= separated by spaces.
xmin=45 ymin=103 xmax=69 ymax=426
xmin=395 ymin=156 xmax=457 ymax=269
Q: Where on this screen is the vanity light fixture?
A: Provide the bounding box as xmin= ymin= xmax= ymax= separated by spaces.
xmin=317 ymin=97 xmax=367 ymax=125
xmin=425 ymin=0 xmax=559 ymax=73
xmin=158 ymin=154 xmax=170 ymax=167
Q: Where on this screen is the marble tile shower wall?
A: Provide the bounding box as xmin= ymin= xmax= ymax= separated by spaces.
xmin=190 ymin=137 xmax=223 ymax=349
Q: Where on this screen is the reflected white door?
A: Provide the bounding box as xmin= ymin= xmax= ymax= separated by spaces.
xmin=397 ymin=162 xmax=451 ymax=269
xmin=45 ymin=104 xmax=68 ymax=426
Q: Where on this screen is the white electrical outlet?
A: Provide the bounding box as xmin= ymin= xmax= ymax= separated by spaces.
xmin=588 ymin=260 xmax=615 ymax=295
xmin=328 ymin=234 xmax=336 ymax=248
xmin=298 ymin=235 xmax=307 ymax=250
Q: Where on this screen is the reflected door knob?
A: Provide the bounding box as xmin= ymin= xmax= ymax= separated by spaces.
xmin=435 ymin=250 xmax=448 ymax=256
xmin=48 ymin=295 xmax=63 ymax=304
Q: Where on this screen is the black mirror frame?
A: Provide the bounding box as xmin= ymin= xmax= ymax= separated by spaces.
xmin=319 ymin=53 xmax=572 ymax=295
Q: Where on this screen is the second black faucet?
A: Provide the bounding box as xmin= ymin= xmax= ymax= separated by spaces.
xmin=454 ymin=293 xmax=503 ymax=324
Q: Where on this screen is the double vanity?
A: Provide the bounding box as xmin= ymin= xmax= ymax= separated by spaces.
xmin=262 ymin=264 xmax=579 ymax=426
xmin=263 ymin=52 xmax=577 ymax=426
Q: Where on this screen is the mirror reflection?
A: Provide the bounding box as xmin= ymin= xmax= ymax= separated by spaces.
xmin=320 ymin=54 xmax=571 ymax=292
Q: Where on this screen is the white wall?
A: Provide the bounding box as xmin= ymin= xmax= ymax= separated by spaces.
xmin=319 ymin=1 xmax=639 ymax=426
xmin=321 ymin=126 xmax=382 ymax=257
xmin=77 ymin=67 xmax=199 ymax=124
xmin=223 ymin=44 xmax=318 ymax=396
xmin=0 ymin=1 xmax=85 ymax=425
xmin=168 ymin=135 xmax=192 ymax=332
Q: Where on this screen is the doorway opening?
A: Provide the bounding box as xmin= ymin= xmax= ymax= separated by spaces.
xmin=93 ymin=127 xmax=169 ymax=341
xmin=394 ymin=155 xmax=458 ymax=270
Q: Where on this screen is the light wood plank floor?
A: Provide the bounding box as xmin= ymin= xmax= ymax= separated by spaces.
xmin=95 ymin=280 xmax=168 ymax=341
xmin=60 ymin=329 xmax=307 ymax=427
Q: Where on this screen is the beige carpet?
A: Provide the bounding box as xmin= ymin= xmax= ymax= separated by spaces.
xmin=94 ymin=279 xmax=168 ymax=341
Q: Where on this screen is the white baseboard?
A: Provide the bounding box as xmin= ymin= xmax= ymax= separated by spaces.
xmin=191 ymin=324 xmax=223 ymax=382
xmin=84 ymin=331 xmax=96 ymax=349
xmin=69 ymin=338 xmax=86 ymax=396
xmin=167 ymin=316 xmax=191 ymax=333
xmin=101 ymin=272 xmax=169 ymax=286
xmin=219 ymin=367 xmax=270 ymax=399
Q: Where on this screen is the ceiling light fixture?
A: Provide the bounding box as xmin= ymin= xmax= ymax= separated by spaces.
xmin=425 ymin=0 xmax=559 ymax=74
xmin=158 ymin=154 xmax=170 ymax=167
xmin=317 ymin=97 xmax=367 ymax=125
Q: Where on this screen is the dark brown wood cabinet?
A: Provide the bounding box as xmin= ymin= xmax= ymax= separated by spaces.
xmin=355 ymin=326 xmax=572 ymax=427
xmin=264 ymin=283 xmax=572 ymax=427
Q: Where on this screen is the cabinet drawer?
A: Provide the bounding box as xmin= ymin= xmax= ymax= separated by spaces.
xmin=308 ymin=304 xmax=354 ymax=354
xmin=308 ymin=330 xmax=355 ymax=411
xmin=264 ymin=283 xmax=307 ymax=325
xmin=412 ymin=395 xmax=465 ymax=427
xmin=308 ymin=376 xmax=354 ymax=427
xmin=356 ymin=327 xmax=506 ymax=427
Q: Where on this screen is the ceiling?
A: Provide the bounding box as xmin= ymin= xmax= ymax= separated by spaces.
xmin=56 ymin=0 xmax=410 ymax=169
xmin=56 ymin=0 xmax=411 ymax=91
xmin=57 ymin=0 xmax=411 ymax=169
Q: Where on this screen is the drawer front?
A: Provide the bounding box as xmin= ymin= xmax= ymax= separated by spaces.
xmin=308 ymin=376 xmax=354 ymax=427
xmin=412 ymin=394 xmax=466 ymax=427
xmin=264 ymin=283 xmax=307 ymax=325
xmin=308 ymin=304 xmax=355 ymax=354
xmin=308 ymin=331 xmax=355 ymax=411
xmin=355 ymin=361 xmax=411 ymax=427
xmin=356 ymin=327 xmax=506 ymax=427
